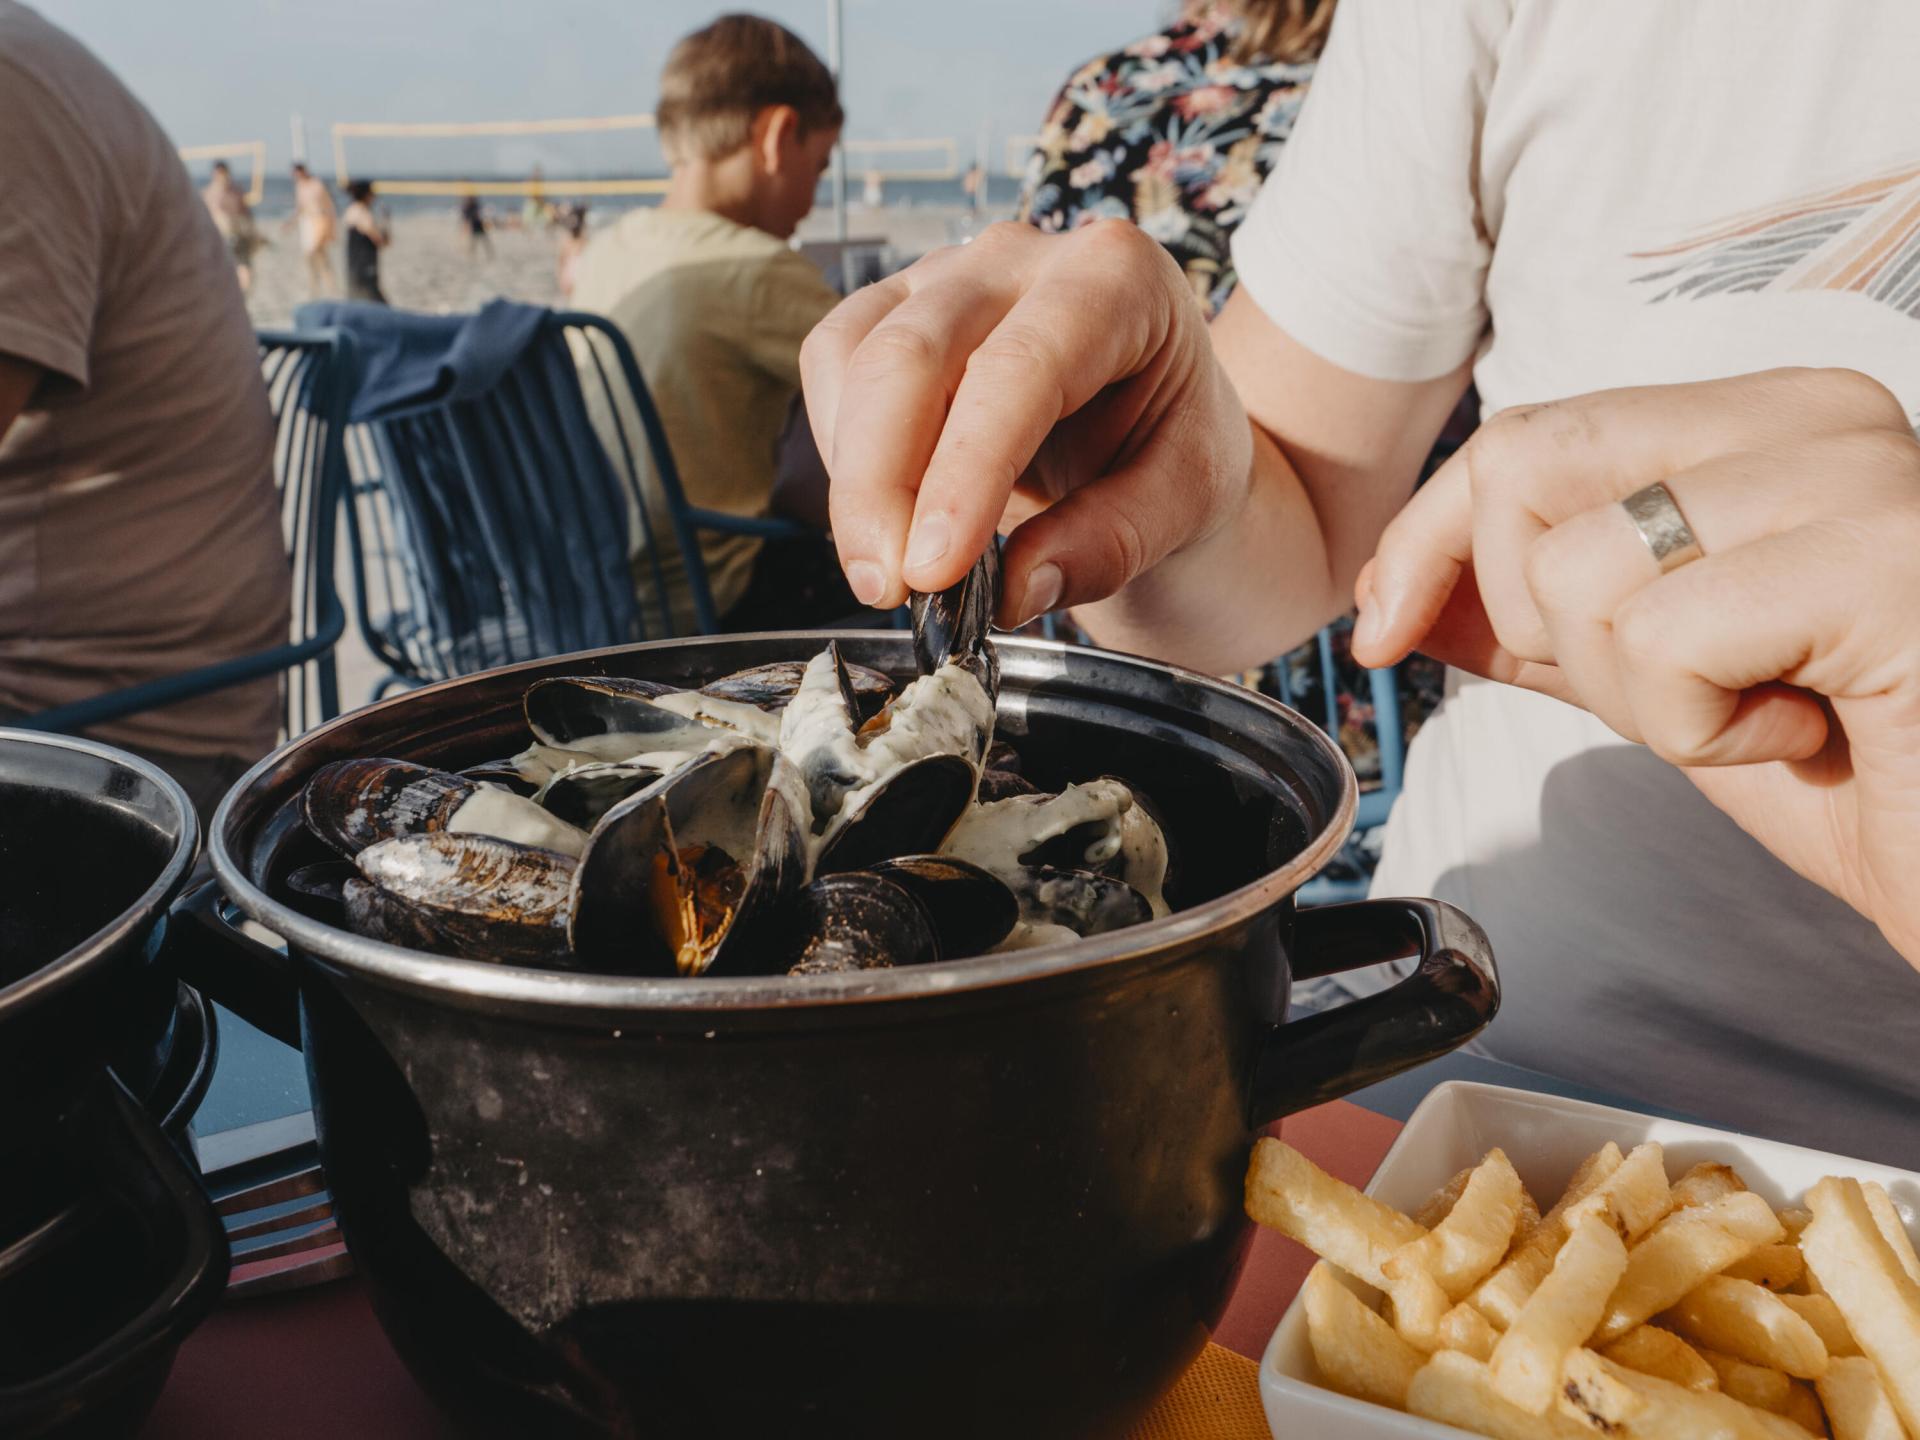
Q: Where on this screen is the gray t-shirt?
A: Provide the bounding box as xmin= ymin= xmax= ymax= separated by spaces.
xmin=0 ymin=2 xmax=289 ymax=758
xmin=1232 ymin=0 xmax=1920 ymax=1161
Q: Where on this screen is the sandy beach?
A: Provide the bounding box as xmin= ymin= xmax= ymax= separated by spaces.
xmin=242 ymin=201 xmax=1009 ymax=328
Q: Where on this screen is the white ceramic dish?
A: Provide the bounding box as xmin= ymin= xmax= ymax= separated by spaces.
xmin=1259 ymin=1081 xmax=1920 ymax=1440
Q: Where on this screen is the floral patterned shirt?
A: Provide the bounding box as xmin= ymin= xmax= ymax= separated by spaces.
xmin=1020 ymin=9 xmax=1315 ymax=317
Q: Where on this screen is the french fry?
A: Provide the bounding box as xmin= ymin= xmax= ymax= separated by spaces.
xmin=1472 ymin=1143 xmax=1626 ymax=1329
xmin=1817 ymin=1355 xmax=1907 ymax=1440
xmin=1301 ymin=1261 xmax=1425 ymax=1409
xmin=1724 ymin=1245 xmax=1807 ymax=1292
xmin=1801 ymin=1176 xmax=1920 ymax=1436
xmin=1779 ymin=1379 xmax=1827 ymax=1437
xmin=1490 ymin=1216 xmax=1630 ymax=1414
xmin=1663 ymin=1276 xmax=1829 ymax=1379
xmin=1700 ymin=1349 xmax=1793 ymax=1413
xmin=1405 ymin=1351 xmax=1597 ymax=1440
xmin=1566 ymin=1142 xmax=1674 ymax=1242
xmin=1438 ymin=1301 xmax=1501 ymax=1362
xmin=1244 ymin=1138 xmax=1424 ymax=1290
xmin=1778 ymin=1208 xmax=1815 ymax=1240
xmin=1596 ymin=1192 xmax=1785 ymax=1343
xmin=1859 ymin=1182 xmax=1920 ymax=1288
xmin=1560 ymin=1349 xmax=1816 ymax=1440
xmin=1386 ymin=1148 xmax=1525 ymax=1301
xmin=1416 ymin=1166 xmax=1477 ymax=1230
xmin=1599 ymin=1325 xmax=1720 ymax=1392
xmin=1672 ymin=1162 xmax=1748 ymax=1210
xmin=1779 ymin=1293 xmax=1861 ymax=1358
xmin=1386 ymin=1264 xmax=1452 ymax=1352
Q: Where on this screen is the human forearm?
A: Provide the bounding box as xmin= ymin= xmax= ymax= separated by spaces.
xmin=1072 ymin=421 xmax=1341 ymax=672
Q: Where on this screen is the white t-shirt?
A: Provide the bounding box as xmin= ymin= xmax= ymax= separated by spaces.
xmin=1233 ymin=0 xmax=1920 ymax=1161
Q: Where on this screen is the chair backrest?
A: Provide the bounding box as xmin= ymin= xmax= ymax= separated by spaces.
xmin=340 ymin=313 xmax=709 ymax=693
xmin=258 ymin=328 xmax=353 ymax=733
xmin=1264 ymin=624 xmax=1404 ymax=833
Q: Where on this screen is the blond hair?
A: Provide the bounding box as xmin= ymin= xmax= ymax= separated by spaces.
xmin=1217 ymin=0 xmax=1337 ymax=65
xmin=656 ymin=14 xmax=843 ymax=164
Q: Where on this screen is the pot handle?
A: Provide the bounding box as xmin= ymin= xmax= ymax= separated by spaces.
xmin=1248 ymin=897 xmax=1499 ymax=1125
xmin=0 ymin=1071 xmax=230 ymax=1429
xmin=162 ymin=878 xmax=304 ymax=1050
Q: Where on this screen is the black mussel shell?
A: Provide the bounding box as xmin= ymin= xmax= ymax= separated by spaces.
xmin=702 ymin=659 xmax=894 ymax=725
xmin=523 ymin=675 xmax=702 ymax=750
xmin=538 ymin=760 xmax=671 ymax=830
xmin=815 ymin=753 xmax=977 ymax=876
xmin=982 ymin=740 xmax=1023 ymax=776
xmin=910 ymin=544 xmax=1000 ymax=695
xmin=977 ymin=768 xmax=1039 ymax=803
xmin=568 ymin=747 xmax=806 ymax=976
xmin=867 ymin=855 xmax=1018 ymax=960
xmin=1015 ymin=866 xmax=1152 ymax=938
xmin=302 ymin=757 xmax=476 ymax=858
xmin=782 ymin=871 xmax=937 ymax=976
xmin=345 ymin=833 xmax=577 ymax=966
xmin=459 ymin=758 xmax=543 ymax=798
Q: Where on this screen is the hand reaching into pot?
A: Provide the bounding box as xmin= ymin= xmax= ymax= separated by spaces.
xmin=1351 ymin=368 xmax=1920 ymax=968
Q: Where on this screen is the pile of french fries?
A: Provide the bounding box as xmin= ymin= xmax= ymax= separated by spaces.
xmin=1246 ymin=1136 xmax=1920 ymax=1439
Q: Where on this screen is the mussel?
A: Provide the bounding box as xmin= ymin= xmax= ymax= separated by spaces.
xmin=699 ymin=659 xmax=894 ymax=725
xmin=345 ymin=833 xmax=577 ymax=966
xmin=866 ymin=855 xmax=1019 ymax=959
xmin=567 ymin=746 xmax=808 ymax=977
xmin=779 ymin=871 xmax=937 ymax=976
xmin=303 ymin=757 xmax=477 ymax=858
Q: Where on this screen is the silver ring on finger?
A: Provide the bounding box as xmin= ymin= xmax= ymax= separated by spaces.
xmin=1620 ymin=481 xmax=1704 ymax=573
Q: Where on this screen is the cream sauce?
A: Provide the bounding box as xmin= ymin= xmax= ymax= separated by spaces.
xmin=942 ymin=779 xmax=1169 ymax=919
xmin=447 ymin=786 xmax=590 ymax=858
xmin=650 ymin=690 xmax=785 ymax=748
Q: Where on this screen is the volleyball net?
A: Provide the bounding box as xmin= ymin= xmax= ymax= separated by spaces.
xmin=178 ymin=140 xmax=267 ymax=204
xmin=330 ymin=115 xmax=668 ymax=197
xmin=841 ymin=137 xmax=959 ymax=182
xmin=1004 ymin=134 xmax=1041 ymax=179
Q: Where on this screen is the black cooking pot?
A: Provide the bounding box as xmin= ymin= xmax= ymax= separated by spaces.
xmin=183 ymin=635 xmax=1498 ymax=1439
xmin=0 ymin=731 xmax=230 ymax=1439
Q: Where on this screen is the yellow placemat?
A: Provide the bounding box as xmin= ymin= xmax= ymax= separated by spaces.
xmin=1126 ymin=1343 xmax=1268 ymax=1440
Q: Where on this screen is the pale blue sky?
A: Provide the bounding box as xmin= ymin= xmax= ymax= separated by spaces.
xmin=46 ymin=0 xmax=1169 ymax=176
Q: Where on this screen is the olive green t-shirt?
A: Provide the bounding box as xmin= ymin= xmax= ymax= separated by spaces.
xmin=571 ymin=206 xmax=840 ymax=635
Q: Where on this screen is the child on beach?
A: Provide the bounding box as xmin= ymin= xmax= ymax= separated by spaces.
xmin=569 ymin=12 xmax=847 ymax=635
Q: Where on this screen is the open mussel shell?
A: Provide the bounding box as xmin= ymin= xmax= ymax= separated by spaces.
xmin=567 ymin=746 xmax=807 ymax=977
xmin=910 ymin=543 xmax=1000 ymax=695
xmin=782 ymin=871 xmax=937 ymax=976
xmin=523 ymin=675 xmax=713 ymax=758
xmin=303 ymin=757 xmax=477 ymax=858
xmin=815 ymin=753 xmax=978 ymax=877
xmin=867 ymin=855 xmax=1017 ymax=960
xmin=535 ymin=760 xmax=672 ymax=830
xmin=346 ymin=833 xmax=577 ymax=966
xmin=701 ymin=659 xmax=894 ymax=725
xmin=1013 ymin=866 xmax=1152 ymax=938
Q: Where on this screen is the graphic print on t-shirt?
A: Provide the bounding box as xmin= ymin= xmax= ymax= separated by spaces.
xmin=1630 ymin=161 xmax=1920 ymax=319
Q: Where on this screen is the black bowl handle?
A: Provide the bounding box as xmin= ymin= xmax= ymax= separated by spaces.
xmin=1249 ymin=897 xmax=1499 ymax=1125
xmin=162 ymin=879 xmax=304 ymax=1050
xmin=0 ymin=1072 xmax=230 ymax=1431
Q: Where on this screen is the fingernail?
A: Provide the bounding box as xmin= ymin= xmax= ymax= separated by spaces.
xmin=845 ymin=560 xmax=886 ymax=607
xmin=1016 ymin=562 xmax=1063 ymax=625
xmin=1352 ymin=600 xmax=1384 ymax=656
xmin=904 ymin=512 xmax=950 ymax=573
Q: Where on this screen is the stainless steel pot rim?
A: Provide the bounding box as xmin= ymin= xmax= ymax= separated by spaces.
xmin=0 ymin=727 xmax=200 ymax=1015
xmin=210 ymin=635 xmax=1359 ymax=1013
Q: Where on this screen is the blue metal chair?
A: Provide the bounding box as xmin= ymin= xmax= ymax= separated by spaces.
xmin=340 ymin=310 xmax=850 ymax=698
xmin=19 ymin=329 xmax=353 ymax=738
xmin=1275 ymin=625 xmax=1405 ymax=906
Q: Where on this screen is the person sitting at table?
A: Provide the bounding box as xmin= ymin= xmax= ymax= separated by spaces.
xmin=570 ymin=12 xmax=849 ymax=637
xmin=0 ymin=1 xmax=291 ymax=822
xmin=801 ymin=0 xmax=1920 ymax=1158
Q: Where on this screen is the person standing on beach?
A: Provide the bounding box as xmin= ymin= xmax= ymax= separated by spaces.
xmin=460 ymin=192 xmax=493 ymax=261
xmin=342 ymin=179 xmax=389 ymax=303
xmin=0 ymin=2 xmax=291 ymax=821
xmin=291 ymin=161 xmax=338 ymax=296
xmin=201 ymin=158 xmax=261 ymax=293
xmin=570 ymin=13 xmax=848 ymax=635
